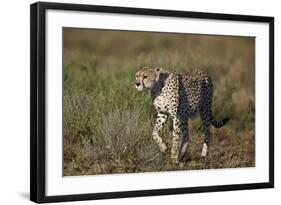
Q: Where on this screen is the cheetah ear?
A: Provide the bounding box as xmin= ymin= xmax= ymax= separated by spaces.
xmin=155 ymin=67 xmax=163 ymax=72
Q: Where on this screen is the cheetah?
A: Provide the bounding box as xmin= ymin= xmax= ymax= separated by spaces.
xmin=135 ymin=66 xmax=229 ymax=163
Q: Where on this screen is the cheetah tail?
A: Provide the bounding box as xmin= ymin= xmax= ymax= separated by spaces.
xmin=211 ymin=118 xmax=229 ymax=128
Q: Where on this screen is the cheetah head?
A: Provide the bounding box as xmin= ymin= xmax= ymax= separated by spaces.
xmin=135 ymin=66 xmax=162 ymax=91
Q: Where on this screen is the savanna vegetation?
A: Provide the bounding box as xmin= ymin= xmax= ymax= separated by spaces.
xmin=63 ymin=28 xmax=255 ymax=176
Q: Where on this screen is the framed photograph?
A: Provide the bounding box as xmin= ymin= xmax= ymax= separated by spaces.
xmin=30 ymin=1 xmax=274 ymax=203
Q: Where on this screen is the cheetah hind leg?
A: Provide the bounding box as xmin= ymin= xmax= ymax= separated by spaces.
xmin=200 ymin=109 xmax=211 ymax=158
xmin=200 ymin=123 xmax=210 ymax=158
xmin=201 ymin=142 xmax=209 ymax=158
xmin=179 ymin=123 xmax=191 ymax=162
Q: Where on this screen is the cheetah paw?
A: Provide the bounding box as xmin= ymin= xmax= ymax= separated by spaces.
xmin=171 ymin=155 xmax=179 ymax=164
xmin=159 ymin=143 xmax=168 ymax=153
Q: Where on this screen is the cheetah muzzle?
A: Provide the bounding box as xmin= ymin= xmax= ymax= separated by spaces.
xmin=135 ymin=66 xmax=229 ymax=163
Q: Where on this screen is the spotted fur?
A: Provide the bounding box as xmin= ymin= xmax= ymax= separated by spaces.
xmin=135 ymin=66 xmax=229 ymax=163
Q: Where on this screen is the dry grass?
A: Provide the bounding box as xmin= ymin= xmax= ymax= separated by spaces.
xmin=63 ymin=28 xmax=255 ymax=176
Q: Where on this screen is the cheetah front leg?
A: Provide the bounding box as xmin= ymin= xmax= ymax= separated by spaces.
xmin=171 ymin=116 xmax=181 ymax=163
xmin=152 ymin=113 xmax=168 ymax=153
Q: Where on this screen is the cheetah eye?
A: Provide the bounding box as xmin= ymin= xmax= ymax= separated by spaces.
xmin=143 ymin=75 xmax=148 ymax=79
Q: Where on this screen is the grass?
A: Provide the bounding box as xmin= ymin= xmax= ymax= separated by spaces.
xmin=63 ymin=28 xmax=255 ymax=176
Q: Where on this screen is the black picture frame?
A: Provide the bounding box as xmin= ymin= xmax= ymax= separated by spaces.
xmin=30 ymin=1 xmax=274 ymax=203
